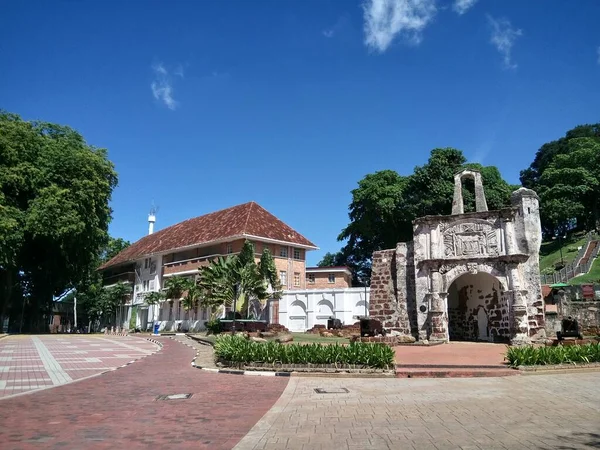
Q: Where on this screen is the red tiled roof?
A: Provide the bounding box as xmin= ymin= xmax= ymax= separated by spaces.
xmin=99 ymin=202 xmax=317 ymax=270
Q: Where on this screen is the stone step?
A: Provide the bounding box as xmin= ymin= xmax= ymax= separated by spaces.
xmin=395 ymin=368 xmax=518 ymax=378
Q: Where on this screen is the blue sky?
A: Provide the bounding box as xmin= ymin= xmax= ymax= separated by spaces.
xmin=2 ymin=0 xmax=599 ymax=265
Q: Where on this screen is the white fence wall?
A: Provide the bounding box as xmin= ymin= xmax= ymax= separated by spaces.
xmin=279 ymin=287 xmax=370 ymax=332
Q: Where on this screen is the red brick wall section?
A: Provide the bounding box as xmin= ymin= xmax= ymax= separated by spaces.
xmin=306 ymin=272 xmax=351 ymax=289
xmin=369 ymin=249 xmax=396 ymax=326
xmin=369 ymin=246 xmax=416 ymax=336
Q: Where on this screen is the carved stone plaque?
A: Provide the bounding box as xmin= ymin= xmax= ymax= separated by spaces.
xmin=442 ymin=221 xmax=499 ymax=257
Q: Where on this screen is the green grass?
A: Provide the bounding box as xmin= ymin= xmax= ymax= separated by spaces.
xmin=539 ymin=233 xmax=588 ymax=272
xmin=568 ymin=258 xmax=600 ymax=285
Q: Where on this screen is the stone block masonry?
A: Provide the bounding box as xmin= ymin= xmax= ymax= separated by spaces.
xmin=368 ymin=169 xmax=545 ymax=344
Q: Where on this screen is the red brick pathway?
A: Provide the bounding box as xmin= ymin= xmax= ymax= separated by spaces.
xmin=394 ymin=342 xmax=516 ymax=377
xmin=0 ymin=338 xmax=288 ymax=450
xmin=395 ymin=341 xmax=508 ymax=367
xmin=0 ymin=335 xmax=158 ymax=398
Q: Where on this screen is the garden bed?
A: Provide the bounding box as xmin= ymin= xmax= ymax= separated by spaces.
xmin=214 ymin=334 xmax=395 ymax=370
xmin=506 ymin=342 xmax=600 ymax=367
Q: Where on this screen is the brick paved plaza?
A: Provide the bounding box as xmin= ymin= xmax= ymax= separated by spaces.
xmin=0 ymin=335 xmax=159 ymax=398
xmin=236 ymin=373 xmax=600 ymax=450
xmin=1 ymin=335 xmax=599 ymax=449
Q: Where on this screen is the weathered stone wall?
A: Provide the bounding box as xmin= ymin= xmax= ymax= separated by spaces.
xmin=544 ymin=287 xmax=600 ymax=336
xmin=369 ymin=246 xmax=416 ymax=336
xmin=511 ymin=190 xmax=545 ymax=338
xmin=545 ymin=302 xmax=600 ymax=336
xmin=447 ymin=273 xmax=510 ymax=342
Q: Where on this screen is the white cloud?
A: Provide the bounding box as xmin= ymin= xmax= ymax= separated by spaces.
xmin=151 ymin=63 xmax=178 ymax=110
xmin=322 ymin=14 xmax=351 ymax=39
xmin=597 ymin=46 xmax=600 ymax=65
xmin=452 ymin=0 xmax=477 ymax=15
xmin=487 ymin=15 xmax=522 ymax=69
xmin=363 ymin=0 xmax=437 ymax=52
xmin=174 ymin=64 xmax=185 ymax=78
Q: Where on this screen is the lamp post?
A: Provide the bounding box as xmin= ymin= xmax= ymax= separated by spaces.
xmin=553 ymin=233 xmax=567 ymax=266
xmin=232 ymin=282 xmax=239 ymax=334
xmin=364 ymin=278 xmax=370 ymax=318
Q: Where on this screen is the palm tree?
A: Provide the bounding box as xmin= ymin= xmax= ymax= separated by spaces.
xmin=163 ymin=276 xmax=189 ymax=302
xmin=197 ymin=248 xmax=269 ymax=319
xmin=181 ymin=282 xmax=202 ymax=320
xmin=144 ymin=291 xmax=164 ymax=326
xmin=104 ymin=282 xmax=133 ymax=329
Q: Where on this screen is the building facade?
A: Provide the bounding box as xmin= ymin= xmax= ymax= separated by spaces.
xmin=305 ymin=266 xmax=353 ymax=289
xmin=278 ymin=287 xmax=369 ymax=332
xmin=99 ymin=202 xmax=318 ymax=331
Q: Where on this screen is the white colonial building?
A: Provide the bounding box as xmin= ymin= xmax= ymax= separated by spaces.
xmin=278 ymin=287 xmax=370 ymax=332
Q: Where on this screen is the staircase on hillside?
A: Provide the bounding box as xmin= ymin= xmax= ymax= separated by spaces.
xmin=540 ymin=233 xmax=600 ymax=284
xmin=578 ymin=240 xmax=598 ymax=267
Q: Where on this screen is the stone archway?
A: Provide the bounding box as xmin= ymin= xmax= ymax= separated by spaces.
xmin=446 ymin=272 xmax=506 ymax=342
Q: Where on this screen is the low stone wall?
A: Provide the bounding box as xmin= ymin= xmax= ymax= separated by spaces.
xmin=545 ymin=301 xmax=600 ymax=336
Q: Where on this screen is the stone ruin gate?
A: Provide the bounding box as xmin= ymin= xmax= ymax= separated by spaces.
xmin=369 ymin=169 xmax=546 ymax=344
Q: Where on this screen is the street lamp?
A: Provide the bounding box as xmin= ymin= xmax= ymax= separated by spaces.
xmin=552 ymin=233 xmax=567 ymax=267
xmin=231 ymin=282 xmax=240 ymax=334
xmin=359 ymin=275 xmax=370 ymax=318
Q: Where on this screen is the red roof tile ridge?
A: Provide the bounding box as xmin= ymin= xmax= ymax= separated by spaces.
xmin=243 ymin=201 xmax=254 ymax=234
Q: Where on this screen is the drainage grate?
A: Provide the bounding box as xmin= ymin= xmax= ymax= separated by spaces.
xmin=156 ymin=393 xmax=193 ymax=400
xmin=314 ymin=387 xmax=349 ymax=394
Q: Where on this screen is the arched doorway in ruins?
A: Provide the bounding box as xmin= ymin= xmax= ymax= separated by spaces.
xmin=446 ymin=272 xmax=506 ymax=342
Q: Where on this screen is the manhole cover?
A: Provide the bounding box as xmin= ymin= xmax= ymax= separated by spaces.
xmin=314 ymin=388 xmax=349 ymax=394
xmin=156 ymin=393 xmax=193 ymax=400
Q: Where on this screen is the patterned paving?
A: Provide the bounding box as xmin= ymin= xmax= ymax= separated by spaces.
xmin=0 ymin=335 xmax=159 ymax=398
xmin=0 ymin=338 xmax=288 ymax=449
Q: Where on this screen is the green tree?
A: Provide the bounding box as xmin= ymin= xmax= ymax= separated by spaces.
xmin=144 ymin=291 xmax=164 ymax=305
xmin=103 ymin=281 xmax=133 ymax=327
xmin=520 ymin=123 xmax=600 ymax=190
xmin=520 ymin=123 xmax=600 ymax=235
xmin=317 ymin=252 xmax=342 ymax=267
xmin=101 ymin=237 xmax=131 ymax=264
xmin=335 ymin=148 xmax=514 ymax=281
xmin=197 ymin=241 xmax=270 ymax=319
xmin=258 ymin=247 xmax=283 ymax=300
xmin=0 ymin=111 xmax=117 ymax=332
xmin=181 ymin=283 xmax=202 ymax=319
xmin=537 ymin=138 xmax=600 ymax=234
xmin=163 ymin=276 xmax=190 ymax=301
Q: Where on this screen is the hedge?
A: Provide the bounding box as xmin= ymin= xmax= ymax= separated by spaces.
xmin=505 ymin=342 xmax=600 ymax=367
xmin=214 ymin=334 xmax=395 ymax=369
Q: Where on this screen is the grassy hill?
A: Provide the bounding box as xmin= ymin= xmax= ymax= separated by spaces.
xmin=539 ymin=232 xmax=589 ymax=273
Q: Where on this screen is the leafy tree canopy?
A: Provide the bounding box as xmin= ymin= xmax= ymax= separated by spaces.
xmin=334 ymin=148 xmax=514 ymax=281
xmin=0 ymin=111 xmax=117 ymax=332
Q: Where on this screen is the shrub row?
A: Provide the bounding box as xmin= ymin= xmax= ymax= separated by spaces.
xmin=505 ymin=343 xmax=600 ymax=367
xmin=214 ymin=335 xmax=395 ymax=369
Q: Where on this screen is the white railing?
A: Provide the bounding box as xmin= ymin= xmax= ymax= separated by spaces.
xmin=541 ymin=232 xmax=600 ymax=284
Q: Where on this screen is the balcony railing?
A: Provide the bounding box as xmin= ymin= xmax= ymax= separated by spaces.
xmin=103 ymin=271 xmax=135 ymax=285
xmin=162 ymin=254 xmax=225 ymax=276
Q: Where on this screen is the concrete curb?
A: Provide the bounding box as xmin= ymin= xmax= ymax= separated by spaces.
xmin=171 ymin=335 xmax=396 ymax=378
xmin=517 ymin=363 xmax=600 ymax=375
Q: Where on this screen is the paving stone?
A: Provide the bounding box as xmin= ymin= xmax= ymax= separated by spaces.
xmin=0 ymin=337 xmax=288 ymax=449
xmin=234 ymin=373 xmax=600 ymax=450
